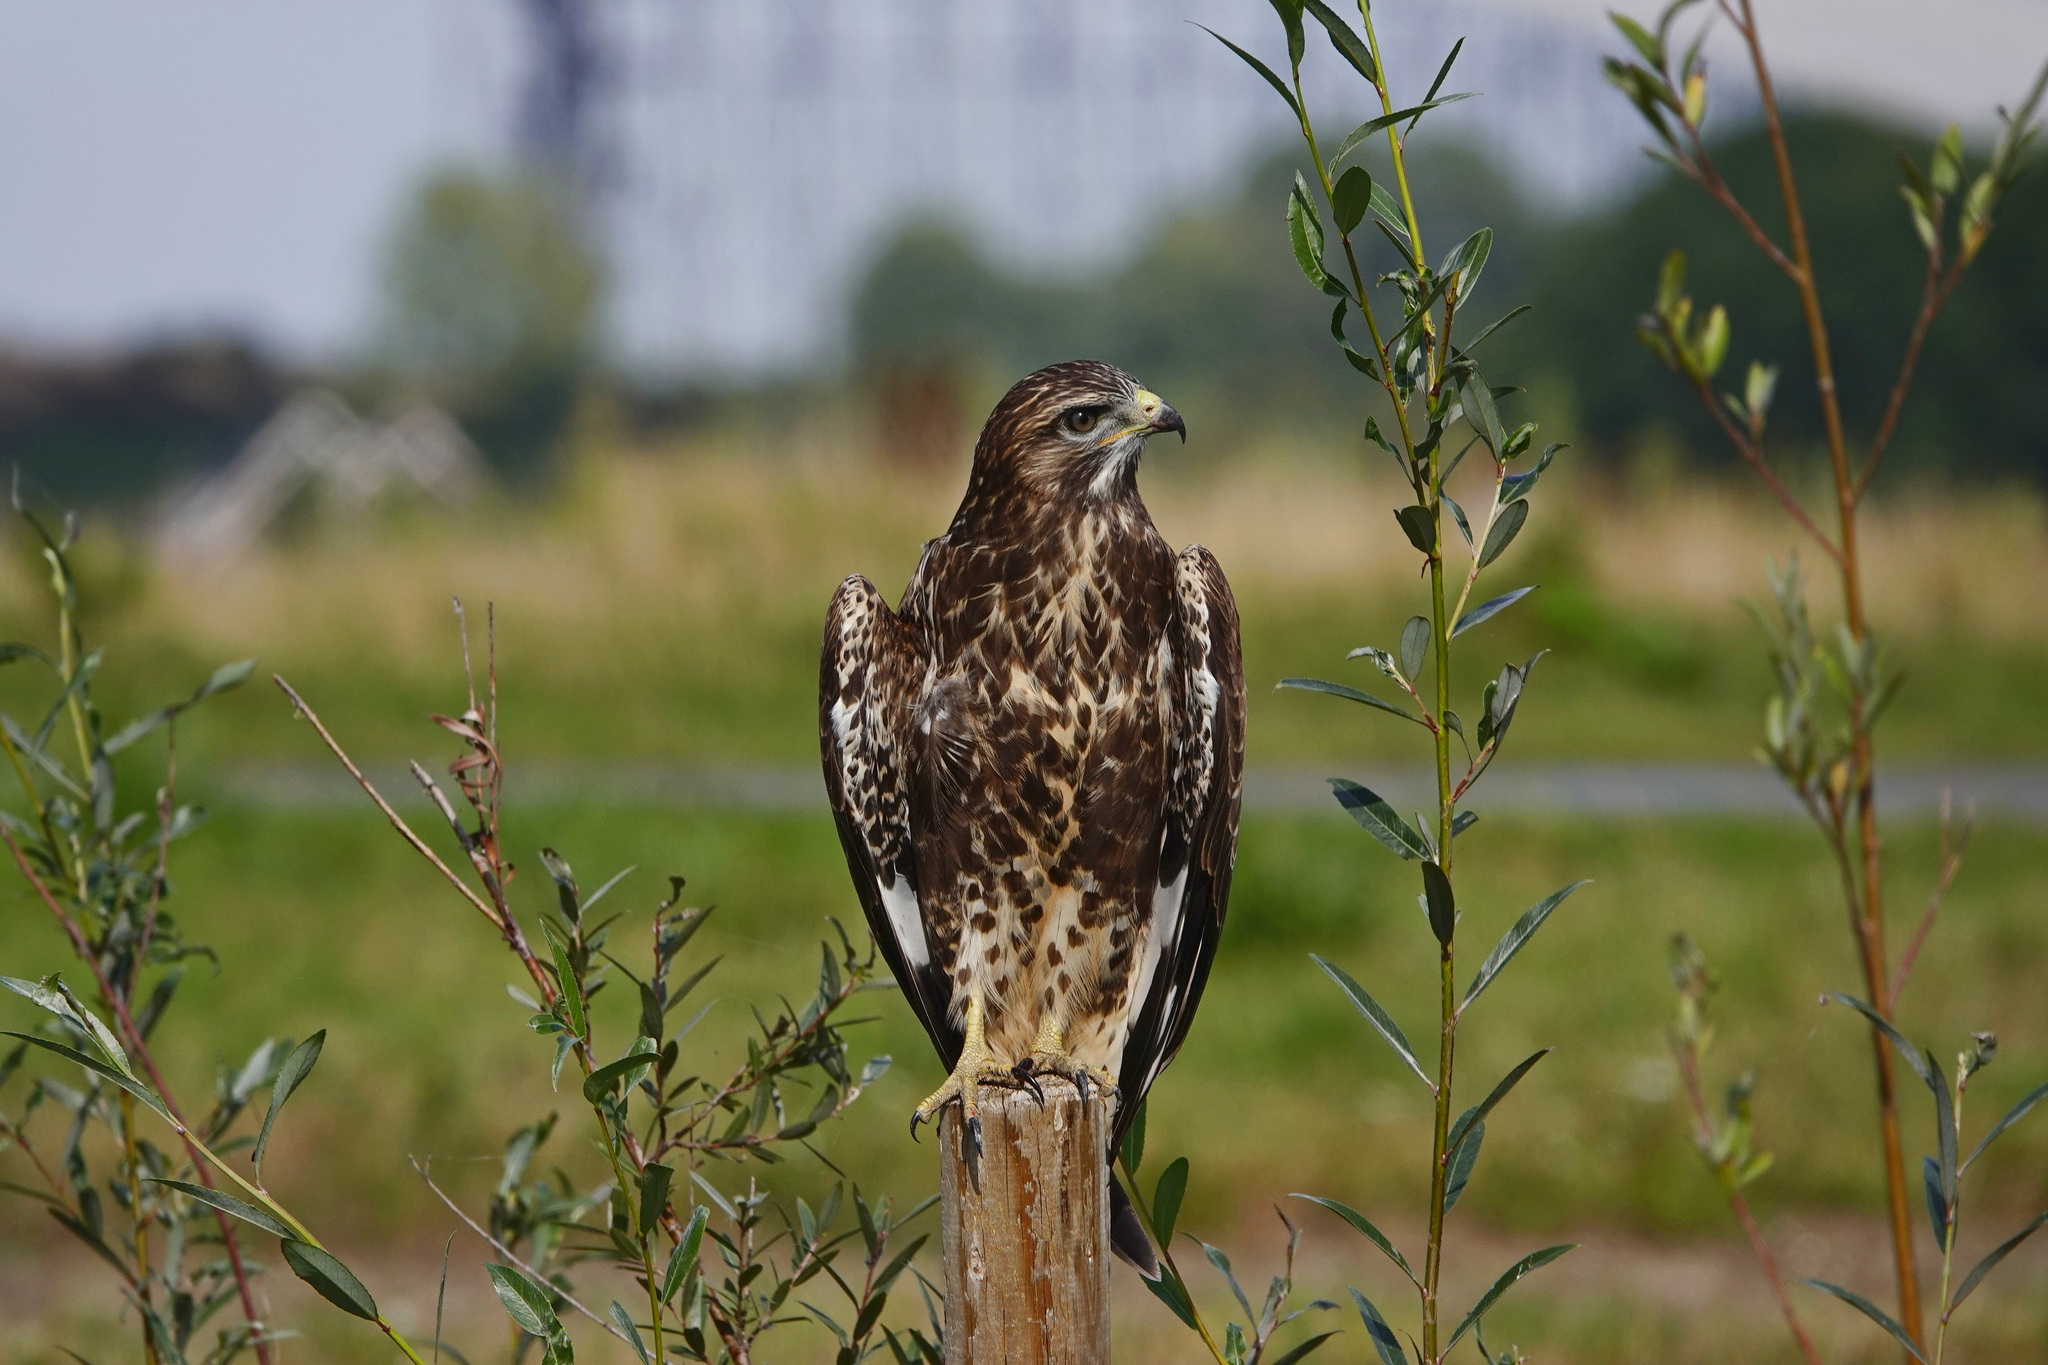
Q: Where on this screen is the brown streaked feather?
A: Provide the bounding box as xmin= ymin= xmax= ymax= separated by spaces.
xmin=819 ymin=360 xmax=1244 ymax=1162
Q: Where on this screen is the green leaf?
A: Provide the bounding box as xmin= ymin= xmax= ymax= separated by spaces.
xmin=1444 ymin=494 xmax=1473 ymax=547
xmin=145 ymin=1179 xmax=295 ymax=1240
xmin=1446 ymin=1245 xmax=1575 ymax=1352
xmin=1459 ymin=369 xmax=1506 ymax=456
xmin=1460 ymin=302 xmax=1532 ymax=353
xmin=1463 ymin=883 xmax=1588 ymax=1009
xmin=1394 ymin=505 xmax=1436 ymax=555
xmin=1332 ymin=166 xmax=1373 ymax=236
xmin=1301 ymin=0 xmax=1375 ymax=82
xmin=1446 ymin=1051 xmax=1552 ymax=1156
xmin=540 ymin=921 xmax=587 ymax=1041
xmin=1798 ymin=1279 xmax=1927 ymax=1363
xmin=488 ymin=1263 xmax=564 ymax=1338
xmin=582 ymin=1046 xmax=660 ymax=1104
xmin=1923 ymin=1156 xmax=1950 ymax=1252
xmin=253 ymin=1030 xmax=324 ymax=1179
xmin=1612 ymin=13 xmax=1661 ymax=65
xmin=1292 ymin=1195 xmax=1416 ymax=1284
xmin=1328 ymin=779 xmax=1428 ymax=861
xmin=1197 ymin=27 xmax=1304 ymax=120
xmin=0 ymin=1031 xmax=171 ymax=1122
xmin=662 ymin=1206 xmax=709 ymax=1304
xmin=1452 ymin=586 xmax=1536 ymax=638
xmin=1348 ymin=1288 xmax=1406 ymax=1365
xmin=1265 ymin=1332 xmax=1339 ymax=1365
xmin=1331 ymin=94 xmax=1478 ymax=166
xmin=1963 ymin=1078 xmax=2048 ymax=1172
xmin=1153 ymin=1157 xmax=1189 ymax=1247
xmin=1440 ymin=227 xmax=1493 ymax=300
xmin=1311 ymin=955 xmax=1431 ymax=1089
xmin=1418 ymin=37 xmax=1467 ymax=116
xmin=609 ymin=1303 xmax=652 ymax=1365
xmin=283 ymin=1239 xmax=380 ymax=1322
xmin=1287 ymin=176 xmax=1334 ymax=294
xmin=1444 ymin=1120 xmax=1484 ymax=1213
xmin=1277 ymin=678 xmax=1420 ymax=725
xmin=1478 ymin=500 xmax=1528 ymax=568
xmin=1950 ymin=1209 xmax=2048 ymax=1311
xmin=1142 ymin=1262 xmax=1200 ymax=1330
xmin=1500 ymin=444 xmax=1562 ymax=504
xmin=1421 ymin=860 xmax=1456 ymax=946
xmin=1120 ymin=1098 xmax=1147 ymax=1173
xmin=1398 ymin=616 xmax=1430 ymax=680
xmin=639 ymin=1163 xmax=674 ymax=1237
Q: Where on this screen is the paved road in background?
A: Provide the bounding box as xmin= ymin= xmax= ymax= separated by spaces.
xmin=216 ymin=762 xmax=2048 ymax=823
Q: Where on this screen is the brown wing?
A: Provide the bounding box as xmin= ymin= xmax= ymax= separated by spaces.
xmin=1112 ymin=544 xmax=1244 ymax=1140
xmin=819 ymin=572 xmax=964 ymax=1064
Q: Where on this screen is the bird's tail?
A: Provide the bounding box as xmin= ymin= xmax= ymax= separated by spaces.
xmin=1108 ymin=1173 xmax=1160 ymax=1278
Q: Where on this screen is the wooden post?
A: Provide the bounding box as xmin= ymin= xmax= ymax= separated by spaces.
xmin=939 ymin=1078 xmax=1111 ymax=1363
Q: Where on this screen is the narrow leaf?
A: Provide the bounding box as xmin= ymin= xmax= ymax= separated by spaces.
xmin=1332 ymin=94 xmax=1479 ymax=165
xmin=609 ymin=1303 xmax=652 ymax=1365
xmin=1446 ymin=1245 xmax=1575 ymax=1352
xmin=1478 ymin=500 xmax=1529 ymax=568
xmin=1311 ymin=955 xmax=1431 ymax=1089
xmin=1329 ymin=780 xmax=1429 ymax=860
xmin=1153 ymin=1157 xmax=1189 ymax=1247
xmin=0 ymin=1032 xmax=170 ymax=1122
xmin=1348 ymin=1288 xmax=1406 ymax=1365
xmin=1446 ymin=1050 xmax=1552 ymax=1154
xmin=1964 ymin=1078 xmax=2048 ymax=1172
xmin=1463 ymin=884 xmax=1588 ymax=1009
xmin=1950 ymin=1209 xmax=2048 ymax=1311
xmin=1265 ymin=1332 xmax=1339 ymax=1365
xmin=1198 ymin=27 xmax=1303 ymax=119
xmin=1444 ymin=1121 xmax=1484 ymax=1212
xmin=253 ymin=1030 xmax=325 ymax=1178
xmin=145 ymin=1179 xmax=295 ymax=1240
xmin=1278 ymin=678 xmax=1419 ymax=725
xmin=1292 ymin=1195 xmax=1416 ymax=1284
xmin=1797 ymin=1279 xmax=1928 ymax=1363
xmin=1421 ymin=861 xmax=1456 ymax=946
xmin=1399 ymin=616 xmax=1430 ymax=680
xmin=662 ymin=1206 xmax=710 ymax=1304
xmin=1452 ymin=586 xmax=1536 ymax=638
xmin=487 ymin=1263 xmax=562 ymax=1338
xmin=1395 ymin=505 xmax=1435 ymax=555
xmin=1332 ymin=166 xmax=1373 ymax=235
xmin=283 ymin=1240 xmax=379 ymax=1321
xmin=1301 ymin=0 xmax=1376 ymax=82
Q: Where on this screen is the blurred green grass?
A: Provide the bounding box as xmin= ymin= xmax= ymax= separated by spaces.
xmin=3 ymin=804 xmax=2042 ymax=1245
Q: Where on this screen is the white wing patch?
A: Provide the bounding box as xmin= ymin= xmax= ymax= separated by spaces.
xmin=880 ymin=876 xmax=928 ymax=970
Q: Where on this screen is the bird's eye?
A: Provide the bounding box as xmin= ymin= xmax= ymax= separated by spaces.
xmin=1064 ymin=406 xmax=1102 ymax=434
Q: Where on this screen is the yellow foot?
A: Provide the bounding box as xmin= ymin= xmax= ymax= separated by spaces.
xmin=1015 ymin=1050 xmax=1118 ymax=1104
xmin=909 ymin=1042 xmax=1018 ymax=1155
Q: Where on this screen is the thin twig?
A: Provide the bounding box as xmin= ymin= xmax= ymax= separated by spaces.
xmin=1678 ymin=359 xmax=1844 ymax=566
xmin=271 ymin=677 xmax=509 ymax=933
xmin=1857 ymin=254 xmax=1966 ymax=499
xmin=1889 ymin=791 xmax=1972 ymax=1009
xmin=410 ymin=1158 xmax=636 ymax=1349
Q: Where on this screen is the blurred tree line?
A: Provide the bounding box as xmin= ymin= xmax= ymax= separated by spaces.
xmin=852 ymin=110 xmax=2048 ymax=482
xmin=10 ymin=109 xmax=2046 ymax=509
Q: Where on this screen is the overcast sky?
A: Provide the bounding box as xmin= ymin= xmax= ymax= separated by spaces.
xmin=0 ymin=0 xmax=2042 ymax=366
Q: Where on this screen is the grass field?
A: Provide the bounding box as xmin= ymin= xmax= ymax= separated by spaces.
xmin=3 ymin=443 xmax=2047 ymax=1362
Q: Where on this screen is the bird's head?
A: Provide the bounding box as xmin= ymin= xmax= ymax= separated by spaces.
xmin=966 ymin=359 xmax=1185 ymax=507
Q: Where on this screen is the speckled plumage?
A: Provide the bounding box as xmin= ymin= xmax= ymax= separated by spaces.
xmin=820 ymin=360 xmax=1245 ymax=1163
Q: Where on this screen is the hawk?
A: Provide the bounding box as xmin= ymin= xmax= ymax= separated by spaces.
xmin=820 ymin=359 xmax=1245 ymax=1273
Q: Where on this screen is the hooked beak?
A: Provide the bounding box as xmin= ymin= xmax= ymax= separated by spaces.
xmin=1132 ymin=388 xmax=1187 ymax=444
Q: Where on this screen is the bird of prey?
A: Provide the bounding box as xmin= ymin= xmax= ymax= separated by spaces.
xmin=820 ymin=359 xmax=1244 ymax=1272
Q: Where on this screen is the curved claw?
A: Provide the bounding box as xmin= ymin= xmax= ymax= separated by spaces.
xmin=1010 ymin=1058 xmax=1047 ymax=1106
xmin=909 ymin=1110 xmax=924 ymax=1142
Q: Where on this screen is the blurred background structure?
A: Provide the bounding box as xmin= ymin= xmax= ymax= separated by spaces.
xmin=3 ymin=3 xmax=2048 ymax=1362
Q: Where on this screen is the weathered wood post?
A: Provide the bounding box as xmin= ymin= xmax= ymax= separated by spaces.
xmin=939 ymin=1078 xmax=1112 ymax=1363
